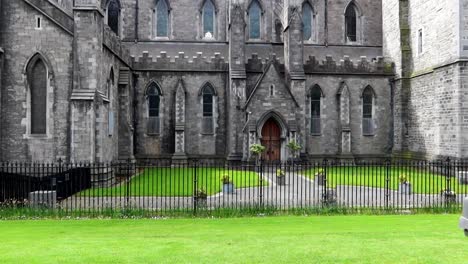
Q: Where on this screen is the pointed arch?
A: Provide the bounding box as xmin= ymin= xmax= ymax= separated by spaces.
xmin=26 ymin=53 xmax=50 ymax=135
xmin=302 ymin=1 xmax=316 ymax=41
xmin=201 ymin=0 xmax=217 ymax=39
xmin=344 ymin=0 xmax=361 ymax=43
xmin=197 ymin=82 xmax=218 ymax=96
xmin=308 ymin=84 xmax=323 ymax=135
xmin=360 ymin=85 xmax=376 ymax=99
xmin=361 ymin=85 xmax=375 ymax=135
xmin=154 ymin=0 xmax=171 ymax=38
xmin=257 ymin=111 xmax=289 ymax=138
xmin=247 ymin=0 xmax=263 ymax=39
xmin=199 ymin=82 xmax=217 ymax=134
xmin=106 ymin=0 xmax=121 ymax=36
xmin=146 ymin=81 xmax=162 ymax=134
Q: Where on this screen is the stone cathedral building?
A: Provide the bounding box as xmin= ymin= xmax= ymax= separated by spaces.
xmin=0 ymin=0 xmax=467 ymax=163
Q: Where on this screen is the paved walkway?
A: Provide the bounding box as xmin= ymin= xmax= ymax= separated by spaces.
xmin=60 ymin=171 xmax=467 ymax=210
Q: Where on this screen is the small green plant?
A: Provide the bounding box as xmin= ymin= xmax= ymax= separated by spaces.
xmin=195 ymin=188 xmax=207 ymax=199
xmin=250 ymin=144 xmax=266 ymax=156
xmin=286 ymin=140 xmax=302 ymax=154
xmin=315 ymin=169 xmax=324 ymax=176
xmin=276 ymin=169 xmax=285 ymax=177
xmin=221 ymin=174 xmax=231 ymax=184
xmin=399 ymin=174 xmax=409 ymax=184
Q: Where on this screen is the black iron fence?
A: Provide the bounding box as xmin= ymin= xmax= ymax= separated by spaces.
xmin=1 ymin=159 xmax=467 ymax=214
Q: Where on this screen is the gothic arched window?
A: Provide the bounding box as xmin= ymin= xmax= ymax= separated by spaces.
xmin=302 ymin=2 xmax=314 ymax=41
xmin=248 ymin=0 xmax=262 ymax=39
xmin=155 ymin=0 xmax=169 ymax=37
xmin=362 ymin=86 xmax=374 ymax=135
xmin=202 ymin=0 xmax=215 ymax=39
xmin=27 ymin=56 xmax=48 ymax=134
xmin=310 ymin=85 xmax=322 ymax=135
xmin=106 ymin=0 xmax=120 ymax=36
xmin=345 ymin=3 xmax=357 ymax=42
xmin=146 ymin=83 xmax=162 ymax=134
xmin=201 ymin=84 xmax=215 ymax=134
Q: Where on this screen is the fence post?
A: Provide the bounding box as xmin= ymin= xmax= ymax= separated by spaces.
xmin=193 ymin=159 xmax=198 ymax=216
xmin=126 ymin=158 xmax=131 ymax=210
xmin=259 ymin=158 xmax=264 ymax=209
xmin=445 ymin=157 xmax=452 ymax=211
xmin=385 ymin=159 xmax=391 ymax=209
xmin=322 ymin=158 xmax=328 ymax=207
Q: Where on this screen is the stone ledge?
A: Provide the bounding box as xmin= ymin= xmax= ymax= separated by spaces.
xmin=132 ymin=51 xmax=228 ymax=72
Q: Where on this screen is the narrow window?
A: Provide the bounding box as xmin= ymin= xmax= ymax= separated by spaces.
xmin=310 ymin=86 xmax=321 ymax=135
xmin=147 ymin=84 xmax=161 ymax=134
xmin=35 ymin=16 xmax=42 ymax=29
xmin=345 ymin=3 xmax=357 ymax=42
xmin=249 ymin=0 xmax=262 ymax=39
xmin=269 ymin=85 xmax=275 ymax=97
xmin=202 ymin=0 xmax=215 ymax=39
xmin=418 ymin=29 xmax=423 ymax=54
xmin=202 ymin=84 xmax=215 ymax=134
xmin=362 ymin=87 xmax=374 ymax=135
xmin=27 ymin=57 xmax=47 ymax=134
xmin=155 ymin=0 xmax=169 ymax=37
xmin=107 ymin=0 xmax=120 ymax=35
xmin=302 ymin=3 xmax=313 ymax=41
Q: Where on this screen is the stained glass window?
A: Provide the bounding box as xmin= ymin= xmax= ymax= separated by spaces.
xmin=203 ymin=0 xmax=215 ymax=38
xmin=156 ymin=0 xmax=169 ymax=37
xmin=303 ymin=3 xmax=313 ymax=40
xmin=249 ymin=0 xmax=261 ymax=39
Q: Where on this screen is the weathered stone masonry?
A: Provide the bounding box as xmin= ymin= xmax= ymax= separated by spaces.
xmin=13 ymin=0 xmax=468 ymax=162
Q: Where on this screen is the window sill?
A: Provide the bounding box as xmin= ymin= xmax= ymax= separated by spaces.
xmin=362 ymin=134 xmax=375 ymax=137
xmin=310 ymin=133 xmax=321 ymax=137
xmin=146 ymin=133 xmax=161 ymax=137
xmin=27 ymin=134 xmax=49 ymax=139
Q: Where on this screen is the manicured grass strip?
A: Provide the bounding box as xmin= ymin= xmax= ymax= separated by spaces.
xmin=0 ymin=215 xmax=465 ymax=264
xmin=81 ymin=167 xmax=266 ymax=196
xmin=303 ymin=166 xmax=468 ymax=194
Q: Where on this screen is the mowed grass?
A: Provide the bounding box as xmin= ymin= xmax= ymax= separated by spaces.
xmin=0 ymin=215 xmax=466 ymax=263
xmin=303 ymin=166 xmax=468 ymax=194
xmin=81 ymin=167 xmax=266 ymax=196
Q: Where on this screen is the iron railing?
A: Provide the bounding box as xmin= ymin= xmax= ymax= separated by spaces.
xmin=1 ymin=159 xmax=467 ymax=214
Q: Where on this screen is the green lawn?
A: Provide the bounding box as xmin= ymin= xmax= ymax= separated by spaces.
xmin=82 ymin=167 xmax=266 ymax=196
xmin=0 ymin=215 xmax=466 ymax=263
xmin=303 ymin=166 xmax=468 ymax=194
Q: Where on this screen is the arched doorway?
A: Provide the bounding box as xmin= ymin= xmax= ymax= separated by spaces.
xmin=261 ymin=118 xmax=281 ymax=161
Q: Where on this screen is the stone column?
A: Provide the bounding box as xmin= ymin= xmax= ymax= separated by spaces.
xmin=70 ymin=0 xmax=104 ymax=162
xmin=283 ymin=5 xmax=307 ymax=159
xmin=338 ymin=82 xmax=353 ymax=158
xmin=172 ymin=79 xmax=188 ymax=164
xmin=117 ymin=67 xmax=135 ymax=161
xmin=227 ymin=4 xmax=246 ymax=163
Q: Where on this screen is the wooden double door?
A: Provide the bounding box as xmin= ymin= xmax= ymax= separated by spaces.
xmin=261 ymin=118 xmax=281 ymax=161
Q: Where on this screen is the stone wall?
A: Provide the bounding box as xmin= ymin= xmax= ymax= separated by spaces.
xmin=304 ymin=75 xmax=392 ymax=158
xmin=0 ymin=0 xmax=73 ymax=161
xmin=133 ymin=72 xmax=228 ymax=159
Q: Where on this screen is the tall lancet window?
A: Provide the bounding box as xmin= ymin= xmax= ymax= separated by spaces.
xmin=27 ymin=57 xmax=48 ymax=134
xmin=310 ymin=85 xmax=322 ymax=135
xmin=362 ymin=86 xmax=375 ymax=135
xmin=202 ymin=0 xmax=215 ymax=39
xmin=155 ymin=0 xmax=169 ymax=37
xmin=147 ymin=83 xmax=162 ymax=135
xmin=106 ymin=0 xmax=120 ymax=36
xmin=249 ymin=0 xmax=262 ymax=39
xmin=201 ymin=84 xmax=215 ymax=134
xmin=302 ymin=2 xmax=313 ymax=41
xmin=345 ymin=3 xmax=357 ymax=42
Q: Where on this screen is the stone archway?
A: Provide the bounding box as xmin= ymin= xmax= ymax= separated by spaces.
xmin=261 ymin=118 xmax=281 ymax=161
